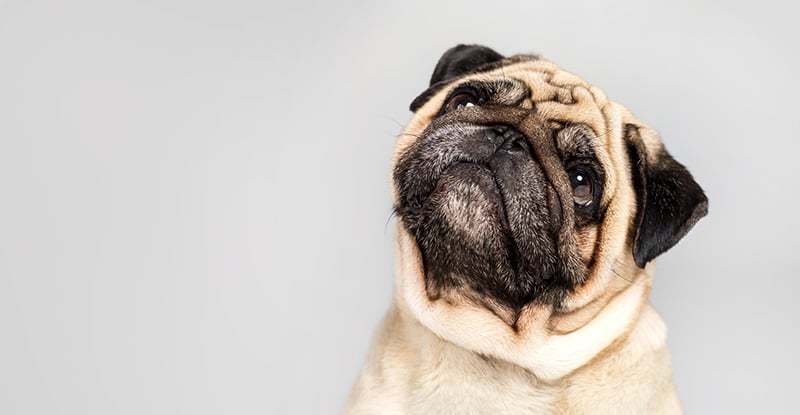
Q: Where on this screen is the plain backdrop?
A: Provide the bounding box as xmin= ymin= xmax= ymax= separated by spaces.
xmin=1 ymin=0 xmax=798 ymax=414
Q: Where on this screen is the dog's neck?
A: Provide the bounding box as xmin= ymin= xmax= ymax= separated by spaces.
xmin=393 ymin=224 xmax=659 ymax=382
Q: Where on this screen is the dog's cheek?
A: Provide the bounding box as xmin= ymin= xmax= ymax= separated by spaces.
xmin=575 ymin=225 xmax=598 ymax=264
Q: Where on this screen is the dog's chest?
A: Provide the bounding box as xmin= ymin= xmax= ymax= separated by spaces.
xmin=406 ymin=341 xmax=562 ymax=415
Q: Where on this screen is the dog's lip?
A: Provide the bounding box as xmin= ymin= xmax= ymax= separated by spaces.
xmin=436 ymin=159 xmax=514 ymax=220
xmin=432 ymin=149 xmax=560 ymax=232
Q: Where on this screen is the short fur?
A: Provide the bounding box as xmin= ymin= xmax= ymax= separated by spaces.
xmin=345 ymin=45 xmax=707 ymax=415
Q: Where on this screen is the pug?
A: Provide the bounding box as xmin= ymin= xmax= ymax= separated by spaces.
xmin=344 ymin=44 xmax=707 ymax=415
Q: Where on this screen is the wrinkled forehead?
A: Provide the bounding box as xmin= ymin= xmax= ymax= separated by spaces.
xmin=398 ymin=57 xmax=630 ymax=204
xmin=402 ymin=57 xmax=623 ymax=154
xmin=435 ymin=58 xmax=611 ymax=133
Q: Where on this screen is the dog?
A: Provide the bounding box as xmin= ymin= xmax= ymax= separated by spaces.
xmin=344 ymin=44 xmax=707 ymax=414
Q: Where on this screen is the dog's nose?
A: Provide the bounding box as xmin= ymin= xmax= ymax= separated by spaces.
xmin=484 ymin=125 xmax=507 ymax=146
xmin=485 ymin=125 xmax=530 ymax=154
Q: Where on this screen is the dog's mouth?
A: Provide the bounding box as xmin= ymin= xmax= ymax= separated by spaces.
xmin=433 ymin=139 xmax=561 ymax=241
xmin=394 ymin=120 xmax=576 ymax=309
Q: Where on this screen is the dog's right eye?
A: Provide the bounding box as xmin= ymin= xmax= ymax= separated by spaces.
xmin=568 ymin=168 xmax=595 ymax=207
xmin=444 ymin=92 xmax=478 ymax=113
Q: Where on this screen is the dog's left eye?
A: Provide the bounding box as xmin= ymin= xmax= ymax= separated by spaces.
xmin=444 ymin=92 xmax=478 ymax=113
xmin=569 ymin=169 xmax=594 ymax=207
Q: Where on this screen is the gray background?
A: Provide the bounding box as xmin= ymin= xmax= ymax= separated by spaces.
xmin=0 ymin=0 xmax=797 ymax=413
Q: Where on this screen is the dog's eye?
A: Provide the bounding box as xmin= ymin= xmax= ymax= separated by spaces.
xmin=569 ymin=169 xmax=594 ymax=207
xmin=444 ymin=92 xmax=478 ymax=113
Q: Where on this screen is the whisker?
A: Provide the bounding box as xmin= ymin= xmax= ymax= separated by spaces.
xmin=385 ymin=207 xmax=398 ymax=235
xmin=610 ymin=259 xmax=633 ymax=283
xmin=398 ymin=132 xmax=422 ymax=138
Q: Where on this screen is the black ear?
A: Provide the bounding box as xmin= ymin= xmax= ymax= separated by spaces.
xmin=625 ymin=125 xmax=708 ymax=268
xmin=428 ymin=44 xmax=504 ymax=86
xmin=410 ymin=44 xmax=505 ymax=112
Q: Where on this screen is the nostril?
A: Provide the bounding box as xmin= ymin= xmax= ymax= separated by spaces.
xmin=483 ymin=125 xmax=531 ymax=154
xmin=485 ymin=130 xmax=503 ymax=146
xmin=500 ymin=133 xmax=531 ymax=154
xmin=486 ymin=125 xmax=512 ymax=147
xmin=501 ymin=139 xmax=521 ymax=152
xmin=501 ymin=128 xmax=522 ymax=141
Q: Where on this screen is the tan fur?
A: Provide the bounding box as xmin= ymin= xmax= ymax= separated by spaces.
xmin=345 ymin=57 xmax=682 ymax=414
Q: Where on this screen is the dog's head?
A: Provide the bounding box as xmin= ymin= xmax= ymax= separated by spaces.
xmin=391 ymin=45 xmax=707 ymax=350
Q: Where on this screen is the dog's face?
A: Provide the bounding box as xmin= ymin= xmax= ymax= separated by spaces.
xmin=392 ymin=45 xmax=707 ymax=325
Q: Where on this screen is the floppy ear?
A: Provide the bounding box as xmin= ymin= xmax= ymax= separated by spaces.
xmin=625 ymin=124 xmax=708 ymax=268
xmin=409 ymin=44 xmax=505 ymax=112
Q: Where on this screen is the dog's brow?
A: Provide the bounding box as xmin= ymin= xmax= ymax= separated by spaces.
xmin=554 ymin=125 xmax=597 ymax=160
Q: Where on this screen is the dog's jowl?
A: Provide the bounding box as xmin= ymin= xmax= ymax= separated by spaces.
xmin=345 ymin=45 xmax=707 ymax=415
